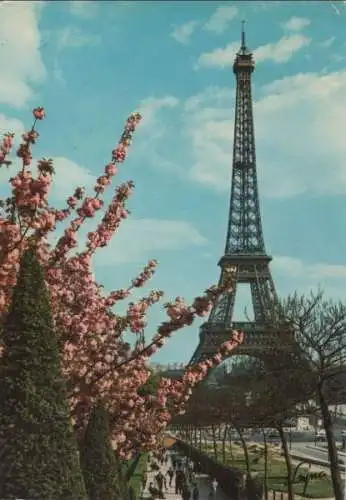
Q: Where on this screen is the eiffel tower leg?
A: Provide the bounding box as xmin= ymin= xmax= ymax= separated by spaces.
xmin=250 ymin=280 xmax=266 ymax=323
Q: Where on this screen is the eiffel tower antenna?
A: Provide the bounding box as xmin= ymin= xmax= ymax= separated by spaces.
xmin=189 ymin=26 xmax=290 ymax=365
xmin=241 ymin=20 xmax=246 ymax=51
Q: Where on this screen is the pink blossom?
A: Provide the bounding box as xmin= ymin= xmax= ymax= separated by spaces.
xmin=33 ymin=107 xmax=45 ymax=120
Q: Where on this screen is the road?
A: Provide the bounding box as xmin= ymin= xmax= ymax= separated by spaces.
xmin=290 ymin=442 xmax=346 ymax=465
xmin=232 ymin=431 xmax=346 ymax=468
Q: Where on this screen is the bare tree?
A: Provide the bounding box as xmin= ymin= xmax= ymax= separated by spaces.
xmin=282 ymin=290 xmax=346 ymax=500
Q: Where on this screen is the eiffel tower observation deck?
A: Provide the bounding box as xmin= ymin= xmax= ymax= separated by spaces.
xmin=189 ymin=24 xmax=290 ymax=365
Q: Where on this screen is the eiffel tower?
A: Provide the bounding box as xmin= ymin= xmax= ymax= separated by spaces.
xmin=189 ymin=25 xmax=290 ymax=365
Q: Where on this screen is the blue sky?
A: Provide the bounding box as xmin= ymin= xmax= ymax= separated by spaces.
xmin=1 ymin=0 xmax=346 ymax=365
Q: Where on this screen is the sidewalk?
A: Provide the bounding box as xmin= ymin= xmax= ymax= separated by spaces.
xmin=141 ymin=452 xmax=231 ymax=499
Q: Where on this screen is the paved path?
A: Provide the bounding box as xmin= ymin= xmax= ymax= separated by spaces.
xmin=141 ymin=452 xmax=231 ymax=499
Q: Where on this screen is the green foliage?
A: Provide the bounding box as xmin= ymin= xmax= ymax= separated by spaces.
xmin=80 ymin=403 xmax=119 ymax=500
xmin=0 ymin=248 xmax=86 ymax=499
xmin=122 ymin=452 xmax=148 ymax=499
xmin=137 ymin=370 xmax=161 ymax=397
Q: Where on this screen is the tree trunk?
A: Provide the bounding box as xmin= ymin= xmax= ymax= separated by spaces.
xmin=193 ymin=426 xmax=198 ymax=448
xmin=277 ymin=423 xmax=294 ymax=500
xmin=198 ymin=427 xmax=202 ymax=451
xmin=263 ymin=429 xmax=269 ymax=500
xmin=228 ymin=427 xmax=234 ymax=461
xmin=235 ymin=425 xmax=251 ymax=478
xmin=211 ymin=425 xmax=218 ymax=461
xmin=318 ymin=383 xmax=344 ymax=500
xmin=218 ymin=424 xmax=223 ymax=441
xmin=221 ymin=425 xmax=228 ymax=464
xmin=302 ymin=464 xmax=312 ymax=497
xmin=201 ymin=427 xmax=207 ymax=453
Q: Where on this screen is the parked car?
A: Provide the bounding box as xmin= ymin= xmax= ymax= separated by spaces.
xmin=267 ymin=430 xmax=280 ymax=439
xmin=316 ymin=429 xmax=326 ymax=441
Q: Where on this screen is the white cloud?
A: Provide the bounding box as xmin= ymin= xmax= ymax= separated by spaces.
xmin=256 ymin=34 xmax=311 ymax=63
xmin=0 ymin=114 xmax=25 ymax=189
xmin=56 ymin=26 xmax=101 ymax=50
xmin=196 ymin=34 xmax=311 ymax=69
xmin=69 ymin=1 xmax=99 ymax=18
xmin=272 ymin=256 xmax=346 ymax=298
xmin=196 ymin=42 xmax=239 ymax=70
xmin=171 ymin=21 xmax=199 ymax=45
xmin=142 ymin=66 xmax=346 ymax=198
xmin=319 ymin=36 xmax=335 ymax=48
xmin=204 ymin=5 xmax=238 ymax=34
xmin=282 ymin=16 xmax=310 ymax=32
xmin=0 ymin=113 xmax=25 ymax=140
xmin=0 ymin=1 xmax=46 ymax=107
xmin=0 ymin=115 xmax=94 ymax=202
xmin=93 ymin=219 xmax=207 ymax=264
xmin=48 ymin=157 xmax=95 ymax=200
xmin=53 ymin=60 xmax=66 ymax=86
xmin=138 ymin=96 xmax=180 ymax=131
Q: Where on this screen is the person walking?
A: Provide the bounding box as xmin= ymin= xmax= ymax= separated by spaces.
xmin=155 ymin=470 xmax=166 ymax=497
xmin=208 ymin=478 xmax=218 ymax=499
xmin=192 ymin=483 xmax=199 ymax=500
xmin=175 ymin=469 xmax=184 ymax=495
xmin=148 ymin=481 xmax=159 ymax=499
xmin=182 ymin=481 xmax=191 ymax=500
xmin=167 ymin=466 xmax=174 ymax=487
xmin=186 ymin=461 xmax=194 ymax=482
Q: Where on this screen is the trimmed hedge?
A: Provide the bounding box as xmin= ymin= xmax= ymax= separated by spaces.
xmin=80 ymin=404 xmax=119 ymax=499
xmin=0 ymin=248 xmax=86 ymax=499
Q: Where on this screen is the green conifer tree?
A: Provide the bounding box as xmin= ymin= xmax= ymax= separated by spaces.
xmin=80 ymin=403 xmax=119 ymax=500
xmin=0 ymin=247 xmax=86 ymax=499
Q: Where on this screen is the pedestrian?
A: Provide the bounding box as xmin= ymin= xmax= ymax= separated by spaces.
xmin=149 ymin=482 xmax=159 ymax=499
xmin=192 ymin=483 xmax=199 ymax=500
xmin=187 ymin=462 xmax=194 ymax=482
xmin=182 ymin=482 xmax=191 ymax=500
xmin=175 ymin=469 xmax=184 ymax=494
xmin=167 ymin=466 xmax=174 ymax=487
xmin=208 ymin=478 xmax=218 ymax=499
xmin=155 ymin=471 xmax=167 ymax=496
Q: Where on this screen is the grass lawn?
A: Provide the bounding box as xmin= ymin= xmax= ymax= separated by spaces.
xmin=128 ymin=452 xmax=148 ymax=499
xmin=120 ymin=452 xmax=149 ymax=499
xmin=200 ymin=442 xmax=334 ymax=498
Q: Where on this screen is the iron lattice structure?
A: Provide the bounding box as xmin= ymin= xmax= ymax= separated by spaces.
xmin=189 ymin=27 xmax=290 ymax=365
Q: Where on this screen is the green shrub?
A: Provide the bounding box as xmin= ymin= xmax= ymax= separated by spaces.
xmin=0 ymin=248 xmax=86 ymax=499
xmin=80 ymin=403 xmax=119 ymax=500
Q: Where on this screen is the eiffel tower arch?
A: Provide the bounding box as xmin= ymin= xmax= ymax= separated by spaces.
xmin=189 ymin=25 xmax=292 ymax=371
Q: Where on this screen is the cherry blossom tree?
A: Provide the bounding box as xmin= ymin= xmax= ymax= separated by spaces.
xmin=0 ymin=107 xmax=243 ymax=458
